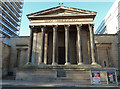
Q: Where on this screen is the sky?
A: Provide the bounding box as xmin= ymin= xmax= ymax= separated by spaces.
xmin=19 ymin=1 xmax=114 ymax=36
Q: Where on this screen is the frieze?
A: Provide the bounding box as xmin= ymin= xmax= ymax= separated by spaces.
xmin=31 ymin=18 xmax=93 ymax=23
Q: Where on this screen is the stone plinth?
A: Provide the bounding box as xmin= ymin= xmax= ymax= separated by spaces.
xmin=16 ymin=69 xmax=90 ymax=85
xmin=16 ymin=65 xmax=102 ymax=84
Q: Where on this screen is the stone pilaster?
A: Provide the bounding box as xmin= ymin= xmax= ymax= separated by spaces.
xmin=65 ymin=25 xmax=70 ymax=65
xmin=52 ymin=25 xmax=58 ymax=65
xmin=88 ymin=24 xmax=97 ymax=65
xmin=76 ymin=24 xmax=83 ymax=65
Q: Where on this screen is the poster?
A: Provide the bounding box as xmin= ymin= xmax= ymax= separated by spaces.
xmin=91 ymin=71 xmax=101 ymax=84
xmin=100 ymin=71 xmax=107 ymax=84
xmin=107 ymin=70 xmax=118 ymax=85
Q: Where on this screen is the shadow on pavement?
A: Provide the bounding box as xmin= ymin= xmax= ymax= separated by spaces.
xmin=2 ymin=86 xmax=120 ymax=89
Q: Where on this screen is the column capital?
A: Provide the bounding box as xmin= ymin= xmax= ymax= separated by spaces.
xmin=88 ymin=24 xmax=94 ymax=28
xmin=52 ymin=25 xmax=58 ymax=31
xmin=76 ymin=24 xmax=82 ymax=27
xmin=76 ymin=24 xmax=82 ymax=31
xmin=29 ymin=26 xmax=34 ymax=29
xmin=40 ymin=26 xmax=46 ymax=32
xmin=64 ymin=25 xmax=70 ymax=27
xmin=64 ymin=25 xmax=70 ymax=31
xmin=52 ymin=25 xmax=58 ymax=28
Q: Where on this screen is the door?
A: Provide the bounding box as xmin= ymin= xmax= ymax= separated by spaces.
xmin=58 ymin=47 xmax=65 ymax=64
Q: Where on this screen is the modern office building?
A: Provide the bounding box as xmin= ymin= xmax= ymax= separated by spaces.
xmin=95 ymin=0 xmax=120 ymax=34
xmin=0 ymin=0 xmax=24 ymax=37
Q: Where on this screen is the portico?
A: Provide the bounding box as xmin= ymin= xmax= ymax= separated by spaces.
xmin=27 ymin=6 xmax=97 ymax=66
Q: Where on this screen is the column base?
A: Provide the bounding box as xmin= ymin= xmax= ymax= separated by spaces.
xmin=91 ymin=62 xmax=97 ymax=65
xmin=78 ymin=63 xmax=84 ymax=65
xmin=25 ymin=62 xmax=31 ymax=65
xmin=28 ymin=62 xmax=35 ymax=65
xmin=65 ymin=62 xmax=71 ymax=65
xmin=24 ymin=62 xmax=32 ymax=66
xmin=52 ymin=63 xmax=58 ymax=66
xmin=39 ymin=63 xmax=45 ymax=66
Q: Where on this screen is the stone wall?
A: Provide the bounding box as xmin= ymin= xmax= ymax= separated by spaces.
xmin=95 ymin=34 xmax=119 ymax=69
xmin=0 ymin=42 xmax=10 ymax=77
xmin=117 ymin=31 xmax=120 ymax=75
xmin=1 ymin=36 xmax=30 ymax=75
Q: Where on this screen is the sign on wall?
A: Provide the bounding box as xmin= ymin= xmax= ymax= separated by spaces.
xmin=100 ymin=71 xmax=108 ymax=84
xmin=57 ymin=70 xmax=66 ymax=77
xmin=91 ymin=71 xmax=101 ymax=84
xmin=91 ymin=70 xmax=118 ymax=85
xmin=107 ymin=70 xmax=118 ymax=85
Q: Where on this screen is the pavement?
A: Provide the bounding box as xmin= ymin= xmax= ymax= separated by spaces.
xmin=0 ymin=80 xmax=120 ymax=89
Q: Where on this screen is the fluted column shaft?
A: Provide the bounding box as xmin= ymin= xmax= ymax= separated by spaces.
xmin=76 ymin=24 xmax=83 ymax=65
xmin=39 ymin=26 xmax=46 ymax=65
xmin=52 ymin=25 xmax=58 ymax=65
xmin=88 ymin=24 xmax=97 ymax=64
xmin=65 ymin=25 xmax=70 ymax=65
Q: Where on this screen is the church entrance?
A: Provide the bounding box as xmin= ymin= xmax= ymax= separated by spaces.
xmin=58 ymin=47 xmax=65 ymax=64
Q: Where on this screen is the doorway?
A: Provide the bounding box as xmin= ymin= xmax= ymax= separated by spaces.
xmin=58 ymin=47 xmax=65 ymax=64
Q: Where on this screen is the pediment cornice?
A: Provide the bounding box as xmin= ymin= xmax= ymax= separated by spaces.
xmin=27 ymin=6 xmax=97 ymax=19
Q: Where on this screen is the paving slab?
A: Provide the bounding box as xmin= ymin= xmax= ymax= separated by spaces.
xmin=1 ymin=80 xmax=120 ymax=89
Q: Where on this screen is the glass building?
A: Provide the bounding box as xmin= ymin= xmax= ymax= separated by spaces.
xmin=0 ymin=0 xmax=24 ymax=37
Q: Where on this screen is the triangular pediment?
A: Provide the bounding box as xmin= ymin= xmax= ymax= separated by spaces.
xmin=27 ymin=6 xmax=97 ymax=17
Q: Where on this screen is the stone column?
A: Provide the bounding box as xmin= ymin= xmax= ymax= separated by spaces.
xmin=65 ymin=25 xmax=70 ymax=65
xmin=88 ymin=24 xmax=97 ymax=65
xmin=52 ymin=25 xmax=58 ymax=65
xmin=76 ymin=24 xmax=83 ymax=65
xmin=39 ymin=26 xmax=46 ymax=65
xmin=29 ymin=26 xmax=34 ymax=64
